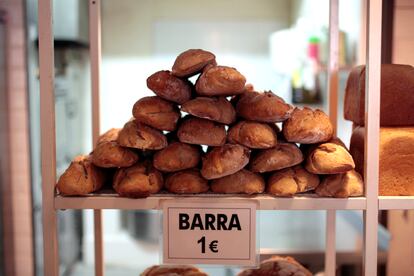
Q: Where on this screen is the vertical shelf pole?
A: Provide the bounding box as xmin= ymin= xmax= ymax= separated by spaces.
xmin=38 ymin=0 xmax=59 ymax=275
xmin=326 ymin=0 xmax=339 ymax=275
xmin=89 ymin=0 xmax=104 ymax=276
xmin=363 ymin=0 xmax=382 ymax=275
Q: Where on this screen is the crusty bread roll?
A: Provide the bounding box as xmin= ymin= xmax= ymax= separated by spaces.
xmin=96 ymin=128 xmax=120 ymax=145
xmin=316 ymin=170 xmax=364 ymax=198
xmin=165 ymin=169 xmax=209 ymax=194
xmin=181 ymin=97 xmax=236 ymax=124
xmin=177 ymin=116 xmax=226 ymax=146
xmin=113 ymin=161 xmax=163 ymax=198
xmin=227 ymin=121 xmax=277 ymax=149
xmin=211 ymin=169 xmax=264 ymax=194
xmin=201 ymin=144 xmax=250 ymax=179
xmin=195 ymin=66 xmax=246 ymax=96
xmin=249 ymin=143 xmax=303 ymax=173
xmin=236 ymin=91 xmax=293 ymax=122
xmin=350 ymin=126 xmax=414 ymax=195
xmin=117 ymin=120 xmax=167 ymax=150
xmin=147 ymin=70 xmax=192 ymax=104
xmin=267 ymin=165 xmax=320 ymax=197
xmin=91 ymin=141 xmax=138 ymax=168
xmin=282 ymin=107 xmax=333 ymax=144
xmin=305 ymin=139 xmax=355 ymax=174
xmin=238 ymin=255 xmax=312 ymax=276
xmin=153 ymin=142 xmax=201 ymax=172
xmin=141 ymin=265 xmax=207 ymax=276
xmin=172 ymin=49 xmax=216 ymax=78
xmin=56 ymin=155 xmax=106 ymax=195
xmin=344 ymin=64 xmax=414 ymax=126
xmin=132 ymin=96 xmax=180 ymax=131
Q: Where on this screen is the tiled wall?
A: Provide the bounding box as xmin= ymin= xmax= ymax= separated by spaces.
xmin=0 ymin=1 xmax=34 ymax=276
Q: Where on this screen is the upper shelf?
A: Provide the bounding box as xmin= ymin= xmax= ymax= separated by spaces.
xmin=54 ymin=191 xmax=367 ymax=211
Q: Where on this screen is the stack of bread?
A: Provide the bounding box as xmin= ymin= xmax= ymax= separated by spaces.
xmin=56 ymin=49 xmax=363 ymax=198
xmin=345 ymin=64 xmax=414 ymax=195
xmin=140 ymin=255 xmax=312 ymax=276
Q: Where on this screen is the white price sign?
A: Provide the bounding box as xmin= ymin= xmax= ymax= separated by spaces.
xmin=162 ymin=199 xmax=257 ymax=266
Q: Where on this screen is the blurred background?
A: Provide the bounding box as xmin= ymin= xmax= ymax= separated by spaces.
xmin=0 ymin=0 xmax=413 ymax=275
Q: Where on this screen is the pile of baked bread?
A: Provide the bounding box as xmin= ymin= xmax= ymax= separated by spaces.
xmin=141 ymin=255 xmax=312 ymax=276
xmin=56 ymin=49 xmax=363 ymax=198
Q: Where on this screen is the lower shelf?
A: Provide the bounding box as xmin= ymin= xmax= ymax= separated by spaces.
xmin=54 ymin=191 xmax=367 ymax=210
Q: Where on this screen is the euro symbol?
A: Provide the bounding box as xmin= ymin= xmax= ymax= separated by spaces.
xmin=209 ymin=240 xmax=218 ymax=253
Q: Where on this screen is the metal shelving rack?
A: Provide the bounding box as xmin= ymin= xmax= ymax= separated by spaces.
xmin=38 ymin=0 xmax=391 ymax=275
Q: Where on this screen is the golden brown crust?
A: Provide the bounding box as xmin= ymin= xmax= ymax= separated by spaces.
xmin=305 ymin=139 xmax=355 ymax=174
xmin=177 ymin=117 xmax=226 ymax=146
xmin=132 ymin=96 xmax=180 ymax=131
xmin=181 ymin=97 xmax=236 ymax=124
xmin=195 ymin=66 xmax=246 ymax=96
xmin=172 ymin=49 xmax=216 ymax=78
xmin=117 ymin=120 xmax=167 ymax=150
xmin=282 ymin=107 xmax=333 ymax=144
xmin=350 ymin=126 xmax=414 ymax=195
xmin=91 ymin=141 xmax=139 ymax=168
xmin=147 ymin=70 xmax=192 ymax=104
xmin=113 ymin=161 xmax=163 ymax=198
xmin=165 ymin=169 xmax=209 ymax=194
xmin=249 ymin=143 xmax=303 ymax=173
xmin=267 ymin=165 xmax=320 ymax=197
xmin=201 ymin=144 xmax=250 ymax=179
xmin=344 ymin=64 xmax=414 ymax=126
xmin=211 ymin=169 xmax=264 ymax=194
xmin=153 ymin=142 xmax=201 ymax=172
xmin=56 ymin=155 xmax=106 ymax=195
xmin=238 ymin=255 xmax=312 ymax=276
xmin=316 ymin=170 xmax=364 ymax=198
xmin=96 ymin=128 xmax=121 ymax=145
xmin=141 ymin=265 xmax=208 ymax=276
xmin=236 ymin=91 xmax=293 ymax=122
xmin=228 ymin=121 xmax=277 ymax=149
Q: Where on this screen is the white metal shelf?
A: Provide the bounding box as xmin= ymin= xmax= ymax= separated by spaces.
xmin=54 ymin=192 xmax=367 ymax=211
xmin=379 ymin=196 xmax=414 ymax=210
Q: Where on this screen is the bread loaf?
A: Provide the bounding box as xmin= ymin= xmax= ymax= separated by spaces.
xmin=227 ymin=121 xmax=278 ymax=149
xmin=147 ymin=70 xmax=192 ymax=104
xmin=96 ymin=128 xmax=120 ymax=145
xmin=181 ymin=97 xmax=236 ymax=124
xmin=113 ymin=161 xmax=163 ymax=198
xmin=238 ymin=256 xmax=312 ymax=276
xmin=316 ymin=170 xmax=364 ymax=198
xmin=249 ymin=143 xmax=303 ymax=173
xmin=211 ymin=169 xmax=265 ymax=194
xmin=165 ymin=169 xmax=209 ymax=194
xmin=305 ymin=138 xmax=355 ymax=174
xmin=91 ymin=141 xmax=139 ymax=168
xmin=350 ymin=126 xmax=414 ymax=195
xmin=141 ymin=265 xmax=207 ymax=276
xmin=236 ymin=91 xmax=293 ymax=122
xmin=117 ymin=120 xmax=167 ymax=150
xmin=195 ymin=66 xmax=246 ymax=96
xmin=177 ymin=116 xmax=226 ymax=146
xmin=56 ymin=155 xmax=106 ymax=195
xmin=344 ymin=64 xmax=414 ymax=126
xmin=267 ymin=165 xmax=320 ymax=197
xmin=201 ymin=144 xmax=250 ymax=179
xmin=282 ymin=107 xmax=333 ymax=144
xmin=172 ymin=49 xmax=216 ymax=78
xmin=153 ymin=142 xmax=201 ymax=172
xmin=132 ymin=96 xmax=180 ymax=131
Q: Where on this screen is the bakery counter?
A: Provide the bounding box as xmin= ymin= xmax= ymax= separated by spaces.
xmin=54 ymin=190 xmax=366 ymax=211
